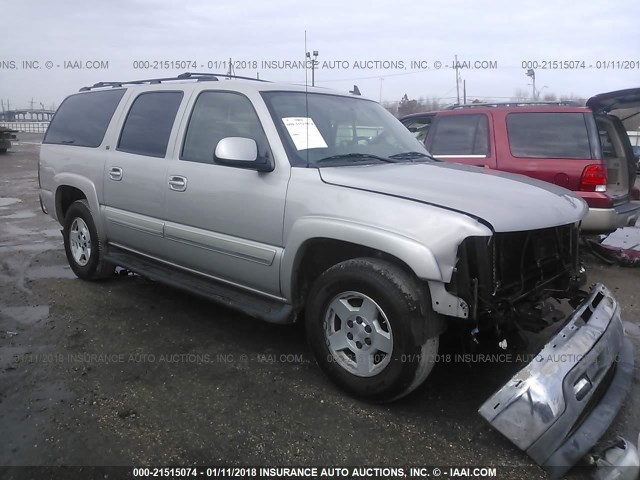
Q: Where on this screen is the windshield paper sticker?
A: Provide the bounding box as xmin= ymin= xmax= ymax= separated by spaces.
xmin=282 ymin=117 xmax=328 ymax=150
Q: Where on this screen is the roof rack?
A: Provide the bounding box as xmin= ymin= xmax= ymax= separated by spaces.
xmin=79 ymin=72 xmax=268 ymax=91
xmin=444 ymin=100 xmax=580 ymax=110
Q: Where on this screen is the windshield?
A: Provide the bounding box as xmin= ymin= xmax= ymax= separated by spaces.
xmin=261 ymin=91 xmax=433 ymax=167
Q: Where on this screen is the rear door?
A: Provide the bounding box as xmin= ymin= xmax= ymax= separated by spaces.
xmin=102 ymin=90 xmax=184 ymax=257
xmin=587 ymin=88 xmax=640 ymax=201
xmin=596 ymin=113 xmax=634 ymax=204
xmin=424 ymin=112 xmax=497 ymax=168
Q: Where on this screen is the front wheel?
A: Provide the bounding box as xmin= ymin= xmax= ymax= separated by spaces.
xmin=63 ymin=199 xmax=114 ymax=280
xmin=306 ymin=257 xmax=439 ymax=402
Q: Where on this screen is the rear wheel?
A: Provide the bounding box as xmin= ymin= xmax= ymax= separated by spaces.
xmin=306 ymin=257 xmax=439 ymax=402
xmin=63 ymin=199 xmax=114 ymax=280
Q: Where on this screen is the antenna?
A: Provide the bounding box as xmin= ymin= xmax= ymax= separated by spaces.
xmin=226 ymin=58 xmax=235 ymax=79
xmin=304 ymin=30 xmax=309 ymax=168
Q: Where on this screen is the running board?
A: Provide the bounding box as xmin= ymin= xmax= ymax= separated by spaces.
xmin=104 ymin=246 xmax=295 ymax=324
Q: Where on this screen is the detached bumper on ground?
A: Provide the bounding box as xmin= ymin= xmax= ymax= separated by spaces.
xmin=479 ymin=283 xmax=634 ymax=478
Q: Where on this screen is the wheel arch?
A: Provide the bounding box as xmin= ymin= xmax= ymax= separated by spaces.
xmin=281 ymin=217 xmax=443 ymax=307
xmin=54 ymin=174 xmax=104 ymax=237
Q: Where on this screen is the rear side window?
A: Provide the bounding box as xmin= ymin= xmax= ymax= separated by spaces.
xmin=402 ymin=117 xmax=434 ymax=143
xmin=118 ymin=91 xmax=183 ymax=158
xmin=507 ymin=112 xmax=592 ymax=159
xmin=428 ymin=114 xmax=489 ymax=156
xmin=43 ymin=89 xmax=125 ymax=147
xmin=181 ymin=91 xmax=270 ymax=164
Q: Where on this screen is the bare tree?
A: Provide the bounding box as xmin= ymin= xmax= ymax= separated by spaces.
xmin=397 ymin=94 xmax=420 ymax=117
xmin=420 ymin=97 xmax=442 ymax=112
xmin=382 ymin=101 xmax=398 ymax=117
xmin=559 ymin=94 xmax=586 ymax=106
xmin=511 ymin=88 xmax=530 ymax=101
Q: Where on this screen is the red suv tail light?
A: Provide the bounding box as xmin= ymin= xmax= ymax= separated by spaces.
xmin=579 ymin=164 xmax=607 ymax=192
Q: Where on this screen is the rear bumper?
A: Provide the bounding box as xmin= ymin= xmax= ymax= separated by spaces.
xmin=581 ymin=201 xmax=640 ymax=233
xmin=479 ymin=284 xmax=634 ymax=478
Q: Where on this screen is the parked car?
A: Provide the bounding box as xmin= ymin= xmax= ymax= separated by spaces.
xmin=39 ymin=73 xmax=633 ymax=476
xmin=0 ymin=126 xmax=17 ymax=153
xmin=400 ymin=89 xmax=640 ymax=234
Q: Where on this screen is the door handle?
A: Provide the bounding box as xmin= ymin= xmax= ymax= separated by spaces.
xmin=109 ymin=167 xmax=123 ymax=181
xmin=168 ymin=175 xmax=187 ymax=192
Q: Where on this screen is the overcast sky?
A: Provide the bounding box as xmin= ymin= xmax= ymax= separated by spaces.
xmin=1 ymin=0 xmax=638 ymax=110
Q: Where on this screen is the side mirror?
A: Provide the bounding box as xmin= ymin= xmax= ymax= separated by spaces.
xmin=214 ymin=137 xmax=273 ymax=172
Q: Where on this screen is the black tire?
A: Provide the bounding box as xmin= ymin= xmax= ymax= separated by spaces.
xmin=306 ymin=257 xmax=439 ymax=402
xmin=0 ymin=148 xmax=7 ymax=154
xmin=63 ymin=199 xmax=114 ymax=280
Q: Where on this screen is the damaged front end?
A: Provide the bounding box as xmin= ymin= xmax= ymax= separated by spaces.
xmin=446 ymin=226 xmax=634 ymax=476
xmin=479 ymin=283 xmax=634 ymax=478
xmin=449 ymin=223 xmax=585 ymax=335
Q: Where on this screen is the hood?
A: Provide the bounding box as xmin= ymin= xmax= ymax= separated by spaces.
xmin=319 ymin=162 xmax=587 ymax=232
xmin=587 ymin=88 xmax=640 ymax=113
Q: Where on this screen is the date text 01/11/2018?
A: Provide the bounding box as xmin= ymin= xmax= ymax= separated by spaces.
xmin=131 ymin=466 xmax=499 ymax=478
xmin=521 ymin=59 xmax=640 ymax=69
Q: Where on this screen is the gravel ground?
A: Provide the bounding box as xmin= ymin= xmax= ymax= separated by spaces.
xmin=0 ymin=134 xmax=639 ymax=480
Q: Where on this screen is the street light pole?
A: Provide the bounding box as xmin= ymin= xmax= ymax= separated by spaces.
xmin=526 ymin=68 xmax=536 ymax=100
xmin=306 ymin=50 xmax=319 ymax=86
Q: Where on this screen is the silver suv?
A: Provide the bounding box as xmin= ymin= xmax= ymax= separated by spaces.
xmin=39 ymin=73 xmax=633 ymax=476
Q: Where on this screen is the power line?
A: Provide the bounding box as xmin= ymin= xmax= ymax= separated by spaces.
xmin=312 ymin=69 xmax=438 ymax=83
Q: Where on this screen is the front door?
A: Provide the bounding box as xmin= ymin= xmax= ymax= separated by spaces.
xmin=162 ymin=90 xmax=289 ymax=297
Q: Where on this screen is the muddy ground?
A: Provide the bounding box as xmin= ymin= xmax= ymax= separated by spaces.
xmin=0 ymin=135 xmax=639 ymax=479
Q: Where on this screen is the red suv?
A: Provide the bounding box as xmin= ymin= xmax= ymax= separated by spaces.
xmin=400 ymin=88 xmax=640 ymax=234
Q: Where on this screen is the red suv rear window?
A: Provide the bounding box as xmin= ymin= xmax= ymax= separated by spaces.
xmin=506 ymin=112 xmax=593 ymax=159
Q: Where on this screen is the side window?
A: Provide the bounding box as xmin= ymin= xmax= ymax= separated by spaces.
xmin=600 ymin=130 xmax=616 ymax=158
xmin=118 ymin=91 xmax=183 ymax=158
xmin=181 ymin=91 xmax=271 ymax=165
xmin=506 ymin=112 xmax=592 ymax=159
xmin=598 ymin=123 xmax=623 ymax=159
xmin=402 ymin=117 xmax=433 ymax=143
xmin=43 ymin=89 xmax=125 ymax=147
xmin=428 ymin=114 xmax=489 ymax=156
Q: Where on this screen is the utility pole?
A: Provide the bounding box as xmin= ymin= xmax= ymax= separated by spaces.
xmin=29 ymin=97 xmax=35 ymax=110
xmin=463 ymin=79 xmax=467 ymax=104
xmin=455 ymin=55 xmax=460 ymax=104
xmin=379 ymin=77 xmax=384 ymax=103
